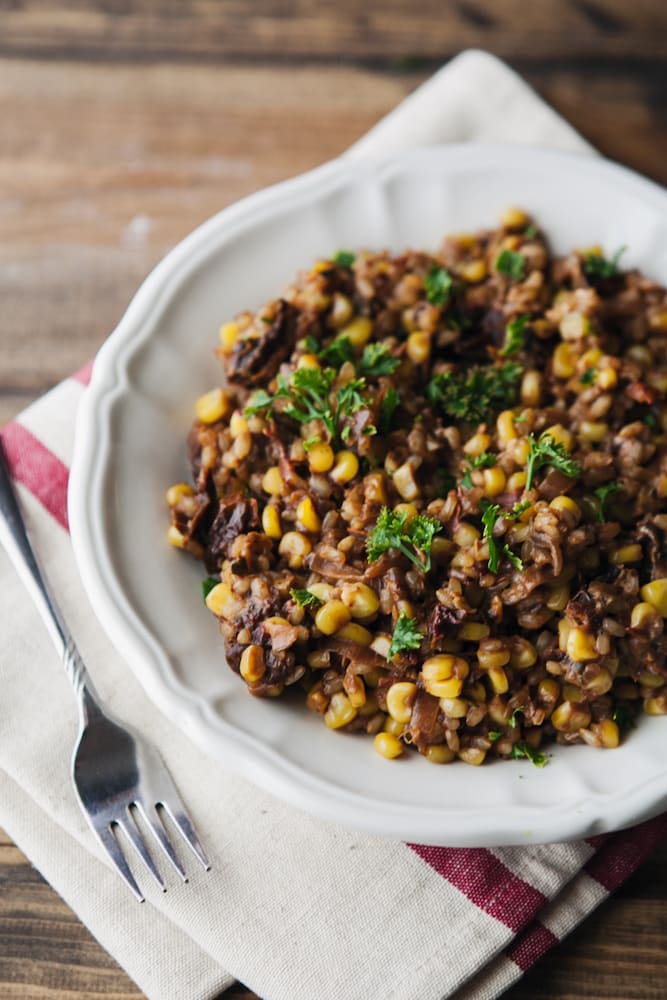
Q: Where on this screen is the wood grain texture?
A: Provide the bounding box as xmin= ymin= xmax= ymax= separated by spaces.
xmin=1 ymin=1 xmax=667 ymax=997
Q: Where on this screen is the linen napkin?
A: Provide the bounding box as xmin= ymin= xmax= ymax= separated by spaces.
xmin=1 ymin=49 xmax=666 ymax=1000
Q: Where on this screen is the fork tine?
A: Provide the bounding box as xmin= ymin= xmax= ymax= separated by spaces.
xmin=134 ymin=800 xmax=187 ymax=882
xmin=117 ymin=810 xmax=166 ymax=893
xmin=158 ymin=801 xmax=211 ymax=870
xmin=96 ymin=823 xmax=145 ymax=902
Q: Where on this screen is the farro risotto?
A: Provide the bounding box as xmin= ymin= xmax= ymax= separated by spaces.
xmin=166 ymin=208 xmax=667 ymax=767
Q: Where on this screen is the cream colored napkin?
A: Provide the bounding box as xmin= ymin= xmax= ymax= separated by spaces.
xmin=2 ymin=50 xmax=663 ymax=1000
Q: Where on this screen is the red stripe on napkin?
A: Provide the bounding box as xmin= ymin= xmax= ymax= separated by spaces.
xmin=505 ymin=920 xmax=559 ymax=971
xmin=409 ymin=845 xmax=546 ymax=932
xmin=585 ymin=813 xmax=667 ymax=892
xmin=0 ymin=422 xmax=69 ymax=531
xmin=71 ymin=359 xmax=94 ymax=386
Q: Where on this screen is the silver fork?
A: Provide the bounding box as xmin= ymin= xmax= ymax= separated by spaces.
xmin=0 ymin=441 xmax=210 ymax=901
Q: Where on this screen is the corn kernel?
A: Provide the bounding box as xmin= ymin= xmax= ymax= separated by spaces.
xmin=262 ymin=505 xmax=282 ymax=539
xmin=488 ymin=665 xmax=509 ymax=694
xmin=165 ymin=483 xmax=194 ymax=507
xmin=520 ymin=370 xmax=542 ymax=406
xmin=330 ymin=293 xmax=354 ymax=328
xmin=393 ymin=502 xmax=418 ymax=522
xmin=464 ymin=432 xmax=492 ymax=457
xmin=546 ymin=583 xmax=570 ymax=612
xmin=167 ymin=525 xmax=187 ymax=549
xmin=644 ymin=694 xmax=667 ymax=715
xmin=296 ymin=496 xmax=321 ymax=533
xmin=578 ymin=421 xmax=609 ymax=443
xmin=611 ymin=544 xmax=642 ymax=565
xmin=483 ymin=466 xmax=507 ymax=498
xmin=551 ymin=701 xmax=592 ymax=732
xmin=439 ymin=697 xmax=468 ymax=718
xmin=509 ymin=637 xmax=537 ymax=670
xmin=219 ymin=321 xmax=240 ymax=352
xmin=339 ymin=316 xmax=373 ymax=348
xmin=584 ymin=667 xmax=613 ymax=697
xmin=538 ymin=678 xmax=560 ymax=703
xmin=597 ymin=718 xmax=620 ymax=748
xmin=315 ymin=600 xmax=352 ymax=635
xmin=477 ymin=640 xmax=510 ymax=670
xmin=195 ymin=387 xmax=231 ymax=424
xmin=453 ymin=522 xmax=481 ymax=547
xmin=459 ymin=621 xmax=490 ymax=641
xmin=596 ymin=367 xmax=617 ymax=390
xmin=386 ymin=682 xmax=418 ymax=724
xmin=364 ymin=471 xmax=388 ymax=504
xmin=307 ymin=442 xmax=335 ymax=473
xmin=640 ymin=579 xmax=667 ymax=616
xmin=422 ymin=655 xmax=468 ymax=698
xmin=262 ymin=465 xmax=285 ymax=496
xmin=425 ymin=744 xmax=456 ymax=764
xmin=343 ymin=673 xmax=366 ymax=708
xmin=297 ymin=353 xmax=321 ymax=370
xmin=373 ymin=731 xmax=404 ymax=759
xmin=558 ymin=618 xmax=573 ymax=652
xmin=550 ymin=495 xmax=581 ymax=523
xmin=458 ymin=747 xmax=486 ymax=766
xmin=392 ymin=461 xmax=420 ymax=501
xmin=330 ymin=450 xmax=359 ymax=485
xmin=543 ymin=424 xmax=574 ymax=451
xmin=337 ymin=622 xmax=373 ymax=646
xmin=566 ymin=627 xmax=598 ymax=662
xmin=341 ymin=582 xmax=380 ymax=620
xmin=278 ymin=531 xmax=312 ymax=569
xmin=559 ymin=312 xmax=591 ymax=341
xmin=553 ymin=341 xmax=577 ymax=379
xmin=630 ymin=602 xmax=663 ymax=631
xmin=239 ymin=644 xmax=266 ymax=683
xmin=229 ymin=411 xmax=249 ymax=437
xmin=325 ymin=691 xmax=357 ymax=729
xmin=406 ymin=331 xmax=431 ymax=364
xmin=459 ymin=259 xmax=487 ymax=283
xmin=202 ymin=582 xmax=231 ymax=616
xmin=383 ymin=715 xmax=405 ymax=736
xmin=496 ymin=409 xmax=517 ymax=445
xmin=501 ymin=206 xmax=529 ymax=229
xmin=506 ymin=471 xmax=527 ymax=492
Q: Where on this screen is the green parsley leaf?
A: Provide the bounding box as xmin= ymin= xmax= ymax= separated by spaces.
xmin=387 ymin=611 xmax=423 ymax=660
xmin=358 ymin=342 xmax=400 ymax=378
xmin=290 ymin=588 xmax=323 ymax=611
xmin=509 ymin=705 xmax=525 ymax=728
xmin=495 ymin=249 xmax=526 ymax=280
xmin=318 ymin=334 xmax=355 ymax=368
xmin=480 ymin=499 xmax=526 ymax=574
xmin=582 ymin=246 xmax=626 ymax=280
xmin=243 ymin=388 xmax=276 ymax=417
xmin=612 ymin=704 xmax=636 ymax=731
xmin=461 ymin=451 xmax=496 ymax=489
xmin=579 ymin=367 xmax=596 ymax=386
xmin=500 ymin=314 xmax=529 ymax=357
xmin=424 ymin=266 xmax=453 ymax=307
xmin=302 ymin=333 xmax=320 ymax=354
xmin=488 ymin=730 xmax=502 ymax=743
xmin=379 ymin=386 xmax=400 ymax=433
xmin=201 ymin=577 xmax=220 ymax=602
xmin=509 ymin=742 xmax=549 ymax=768
xmin=524 ymin=223 xmax=538 ymax=239
xmin=511 ymin=499 xmax=532 ymax=517
xmin=594 ymin=482 xmax=623 ymax=522
xmin=332 ymin=250 xmax=356 ymax=267
xmin=503 ymin=546 xmax=524 ymax=571
xmin=427 ymin=361 xmax=523 ymax=424
xmin=525 ymin=434 xmax=582 ymax=492
xmin=643 ymin=412 xmax=658 ymax=429
xmin=366 ymin=506 xmax=442 ymax=572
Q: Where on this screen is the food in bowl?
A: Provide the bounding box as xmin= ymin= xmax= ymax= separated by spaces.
xmin=166 ymin=207 xmax=667 ymax=766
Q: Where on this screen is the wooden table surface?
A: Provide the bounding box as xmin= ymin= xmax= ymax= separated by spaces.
xmin=1 ymin=2 xmax=667 ymax=998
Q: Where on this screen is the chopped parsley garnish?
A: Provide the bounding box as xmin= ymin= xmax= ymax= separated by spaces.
xmin=579 ymin=367 xmax=596 ymax=386
xmin=424 ymin=266 xmax=453 ymax=307
xmin=290 ymin=588 xmax=323 ymax=611
xmin=332 ymin=250 xmax=356 ymax=267
xmin=358 ymin=342 xmax=401 ymax=378
xmin=379 ymin=386 xmax=400 ymax=433
xmin=387 ymin=611 xmax=424 ymax=660
xmin=524 ymin=223 xmax=538 ymax=239
xmin=302 ymin=333 xmax=321 ymax=354
xmin=525 ymin=434 xmax=582 ymax=492
xmin=461 ymin=451 xmax=496 ymax=489
xmin=201 ymin=576 xmax=220 ymax=602
xmin=582 ymin=246 xmax=626 ymax=280
xmin=509 ymin=705 xmax=525 ymax=728
xmin=318 ymin=334 xmax=355 ymax=367
xmin=643 ymin=412 xmax=658 ymax=429
xmin=480 ymin=501 xmax=524 ymax=574
xmin=500 ymin=314 xmax=529 ymax=357
xmin=509 ymin=742 xmax=549 ymax=768
xmin=488 ymin=731 xmax=502 ymax=743
xmin=612 ymin=704 xmax=636 ymax=730
xmin=366 ymin=506 xmax=442 ymax=572
xmin=426 ymin=361 xmax=523 ymax=424
xmin=495 ymin=249 xmax=526 ymax=280
xmin=594 ymin=482 xmax=623 ymax=521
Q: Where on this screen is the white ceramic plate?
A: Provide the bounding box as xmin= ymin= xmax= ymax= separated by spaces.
xmin=69 ymin=144 xmax=667 ymax=847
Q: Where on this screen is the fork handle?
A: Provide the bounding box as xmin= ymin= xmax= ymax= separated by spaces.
xmin=0 ymin=440 xmax=100 ymax=717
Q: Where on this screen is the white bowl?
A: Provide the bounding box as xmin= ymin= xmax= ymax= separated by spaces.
xmin=69 ymin=144 xmax=667 ymax=846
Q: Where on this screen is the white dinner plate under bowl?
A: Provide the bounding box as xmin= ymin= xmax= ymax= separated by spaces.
xmin=69 ymin=144 xmax=667 ymax=847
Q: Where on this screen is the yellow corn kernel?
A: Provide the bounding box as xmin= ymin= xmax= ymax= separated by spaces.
xmin=538 ymin=678 xmax=560 ymax=703
xmin=239 ymin=644 xmax=266 ymax=684
xmin=439 ymin=697 xmax=468 ymax=718
xmin=559 ymin=312 xmax=591 ymax=341
xmin=431 ymin=537 xmax=454 ymax=563
xmin=459 ymin=259 xmax=487 ymax=283
xmin=406 ymin=331 xmax=431 ymax=364
xmin=339 ymin=316 xmax=373 ymax=348
xmin=520 ymin=370 xmax=542 ymax=406
xmin=488 ymin=665 xmax=509 ymax=694
xmin=546 ymin=583 xmax=570 ymax=612
xmin=330 ymin=450 xmax=359 ymax=485
xmin=370 ymin=633 xmax=392 ymax=660
xmin=393 ymin=502 xmax=418 ymax=522
xmin=630 ymin=602 xmax=663 ymax=631
xmin=386 ymin=682 xmax=418 ymax=724
xmin=552 ymin=341 xmax=578 ymax=379
xmin=506 ymin=471 xmax=527 ymax=492
xmin=219 ymin=321 xmax=240 ymax=351
xmin=341 ymin=582 xmax=380 ymax=620
xmin=477 ymin=641 xmax=511 ymax=670
xmin=203 ymin=582 xmax=231 ymax=616
xmin=558 ymin=617 xmax=573 ymax=652
xmin=584 ymin=667 xmax=613 ymax=697
xmin=337 ymin=622 xmax=373 ymax=646
xmin=425 ymin=744 xmax=456 ymax=764
xmin=262 ymin=505 xmax=282 ymax=539
xmin=262 ymin=465 xmax=285 ymax=496
xmin=483 ymin=466 xmax=507 ymax=498
xmin=393 ymin=461 xmax=421 ymax=501
xmin=578 ymin=421 xmax=609 ymax=443
xmin=325 ymin=691 xmax=357 ymax=730
xmin=501 ymin=206 xmax=529 ymax=229
xmin=543 ymin=424 xmax=574 ymax=452
xmin=307 ymin=649 xmax=330 ymax=670
xmin=167 ymin=525 xmax=187 ymax=549
xmin=383 ymin=715 xmax=405 ymax=736
xmin=496 ymin=409 xmax=517 ymax=445
xmin=330 ymin=293 xmax=354 ymax=328
xmin=596 ymin=718 xmax=620 ymax=748
xmin=307 ymin=442 xmax=335 ymax=473
xmin=656 ymin=474 xmax=667 ymax=498
xmin=640 ymin=670 xmax=664 ymax=690
xmin=551 ymin=701 xmax=592 ymax=732
xmin=464 ymin=432 xmax=492 ymax=457
xmin=648 ymin=371 xmax=667 ymax=393
xmin=343 ymin=673 xmax=366 ymax=708
xmin=453 ymin=522 xmax=481 ymax=547
xmin=297 ymin=353 xmax=321 ymax=370
xmin=640 ymin=579 xmax=667 ymax=616
xmin=458 ymin=747 xmax=486 ymax=766
xmin=611 ymin=544 xmax=642 ymax=565
xmin=306 ymin=681 xmax=328 ymax=712
xmin=644 ymin=694 xmax=667 ymax=715
xmin=315 ymin=600 xmax=352 ymax=635
xmin=550 ymin=495 xmax=581 ymax=523
xmin=596 ymin=367 xmax=617 ymax=390
xmin=165 ymin=482 xmax=194 ymax=507
xmin=562 ymin=683 xmax=584 ymax=703
xmin=459 ymin=621 xmax=490 ymax=641
xmin=278 ymin=531 xmax=312 ymax=569
xmin=307 ymin=582 xmax=336 ymax=604
xmin=566 ymin=627 xmax=598 ymax=662
xmin=296 ymin=496 xmax=321 ymax=533
xmin=195 ymin=387 xmax=231 ymax=424
xmin=364 ymin=471 xmax=388 ymax=504
xmin=229 ymin=411 xmax=249 ymax=437
xmin=422 ymin=655 xmax=468 ymax=699
xmin=373 ymin=731 xmax=404 ymax=759
xmin=510 ymin=437 xmax=531 ymax=466
xmin=509 ymin=638 xmax=537 ymax=670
